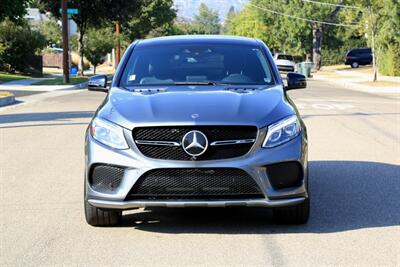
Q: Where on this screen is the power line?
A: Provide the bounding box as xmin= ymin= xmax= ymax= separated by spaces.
xmin=300 ymin=0 xmax=364 ymax=10
xmin=246 ymin=2 xmax=360 ymax=27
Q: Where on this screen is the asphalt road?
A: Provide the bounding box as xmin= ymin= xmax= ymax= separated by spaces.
xmin=1 ymin=79 xmax=399 ymax=266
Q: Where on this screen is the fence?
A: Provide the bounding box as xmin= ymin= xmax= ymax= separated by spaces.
xmin=43 ymin=53 xmax=63 ymax=68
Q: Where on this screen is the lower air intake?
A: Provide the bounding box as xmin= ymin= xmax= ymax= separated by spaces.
xmin=90 ymin=165 xmax=124 ymax=193
xmin=126 ymin=168 xmax=263 ymax=200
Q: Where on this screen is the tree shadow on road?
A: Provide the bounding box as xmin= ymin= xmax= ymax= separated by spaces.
xmin=119 ymin=160 xmax=400 ymax=234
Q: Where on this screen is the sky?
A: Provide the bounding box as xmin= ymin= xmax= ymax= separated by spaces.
xmin=173 ymin=0 xmax=249 ymax=21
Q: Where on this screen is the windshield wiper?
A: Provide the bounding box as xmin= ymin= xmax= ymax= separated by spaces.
xmin=174 ymin=82 xmax=231 ymax=86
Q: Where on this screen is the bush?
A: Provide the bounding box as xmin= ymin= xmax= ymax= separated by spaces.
xmin=0 ymin=19 xmax=46 ymax=73
xmin=378 ymin=44 xmax=400 ymax=76
xmin=38 ymin=19 xmax=62 ymax=48
xmin=71 ymin=52 xmax=90 ymax=70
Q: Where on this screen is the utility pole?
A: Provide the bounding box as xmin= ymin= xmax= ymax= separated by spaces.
xmin=115 ymin=21 xmax=121 ymax=68
xmin=61 ymin=0 xmax=70 ymax=84
xmin=368 ymin=6 xmax=377 ymax=82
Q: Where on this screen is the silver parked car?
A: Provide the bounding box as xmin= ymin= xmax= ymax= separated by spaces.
xmin=273 ymin=53 xmax=296 ymax=72
xmin=85 ymin=35 xmax=309 ymax=226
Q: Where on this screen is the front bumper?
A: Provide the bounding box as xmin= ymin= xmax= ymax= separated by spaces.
xmin=276 ymin=65 xmax=295 ymax=72
xmin=85 ymin=127 xmax=308 ymax=210
xmin=88 ymin=197 xmax=306 ymax=209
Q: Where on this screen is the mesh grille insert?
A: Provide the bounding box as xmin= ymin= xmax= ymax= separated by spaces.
xmin=133 ymin=126 xmax=257 ymax=161
xmin=126 ymin=168 xmax=263 ymax=200
xmin=90 ymin=165 xmax=124 ymax=193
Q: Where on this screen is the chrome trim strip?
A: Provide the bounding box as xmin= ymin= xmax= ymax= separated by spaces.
xmin=210 ymin=139 xmax=256 ymax=146
xmin=88 ymin=197 xmax=305 ymax=209
xmin=135 ymin=139 xmax=255 ymax=147
xmin=135 ymin=140 xmax=180 ymax=146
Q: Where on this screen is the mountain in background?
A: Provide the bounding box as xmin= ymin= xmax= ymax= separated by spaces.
xmin=173 ymin=0 xmax=249 ymax=21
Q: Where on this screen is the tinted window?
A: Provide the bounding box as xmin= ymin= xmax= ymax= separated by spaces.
xmin=347 ymin=50 xmax=356 ymax=56
xmin=277 ymin=54 xmax=294 ymax=61
xmin=120 ymin=44 xmax=274 ymax=86
xmin=348 ymin=48 xmax=371 ymax=56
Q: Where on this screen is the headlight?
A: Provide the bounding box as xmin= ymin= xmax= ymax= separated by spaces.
xmin=89 ymin=117 xmax=129 ymax=149
xmin=263 ymin=115 xmax=301 ymax=148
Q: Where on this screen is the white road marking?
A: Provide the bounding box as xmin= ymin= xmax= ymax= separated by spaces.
xmin=295 ymin=102 xmax=354 ymax=110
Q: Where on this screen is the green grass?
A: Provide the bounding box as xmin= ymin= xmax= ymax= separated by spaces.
xmin=0 ymin=91 xmax=13 ymax=97
xmin=0 ymin=72 xmax=32 ymax=83
xmin=33 ymin=77 xmax=88 ymax=85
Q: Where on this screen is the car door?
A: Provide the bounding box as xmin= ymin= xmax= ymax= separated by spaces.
xmin=359 ymin=49 xmax=372 ymax=64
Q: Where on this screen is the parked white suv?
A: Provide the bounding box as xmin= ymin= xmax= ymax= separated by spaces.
xmin=274 ymin=54 xmax=295 ymax=72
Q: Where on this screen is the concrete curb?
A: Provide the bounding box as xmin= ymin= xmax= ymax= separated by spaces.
xmin=0 ymin=82 xmax=88 ymax=91
xmin=0 ymin=94 xmax=15 ymax=107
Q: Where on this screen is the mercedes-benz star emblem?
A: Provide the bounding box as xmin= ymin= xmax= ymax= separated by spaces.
xmin=182 ymin=130 xmax=208 ymax=157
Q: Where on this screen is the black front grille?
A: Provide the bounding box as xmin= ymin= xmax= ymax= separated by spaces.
xmin=133 ymin=126 xmax=257 ymax=160
xmin=126 ymin=168 xmax=264 ymax=200
xmin=90 ymin=165 xmax=124 ymax=193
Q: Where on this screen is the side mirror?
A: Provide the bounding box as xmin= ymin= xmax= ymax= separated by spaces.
xmin=88 ymin=75 xmax=109 ymax=92
xmin=285 ymin=72 xmax=307 ymax=90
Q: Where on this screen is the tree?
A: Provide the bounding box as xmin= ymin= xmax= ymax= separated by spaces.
xmin=222 ymin=6 xmax=236 ymax=34
xmin=374 ymin=0 xmax=400 ymax=76
xmin=229 ymin=6 xmax=268 ymax=42
xmin=193 ymin=3 xmax=221 ymax=34
xmin=37 ymin=0 xmax=111 ymax=74
xmin=311 ymin=1 xmax=346 ymax=69
xmin=38 ymin=19 xmax=62 ymax=47
xmin=84 ymin=27 xmax=115 ymax=74
xmin=37 ymin=0 xmax=175 ymax=73
xmin=0 ymin=19 xmax=46 ymax=73
xmin=123 ymin=0 xmax=176 ymax=41
xmin=341 ymin=0 xmax=400 ymax=76
xmin=229 ymin=0 xmax=367 ymax=66
xmin=0 ymin=0 xmax=29 ymax=22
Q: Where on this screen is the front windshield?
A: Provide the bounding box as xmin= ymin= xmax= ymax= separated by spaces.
xmin=120 ymin=44 xmax=275 ymax=86
xmin=277 ymin=55 xmax=294 ymax=61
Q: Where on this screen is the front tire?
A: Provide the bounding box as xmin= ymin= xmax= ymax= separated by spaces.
xmin=351 ymin=62 xmax=359 ymax=68
xmin=273 ymin=198 xmax=310 ymax=224
xmin=84 ymin=199 xmax=122 ymax=226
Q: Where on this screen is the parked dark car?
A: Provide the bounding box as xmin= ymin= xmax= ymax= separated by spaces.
xmin=344 ymin=48 xmax=372 ymax=68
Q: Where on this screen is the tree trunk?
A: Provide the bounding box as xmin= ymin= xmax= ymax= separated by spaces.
xmin=369 ymin=6 xmax=378 ymax=82
xmin=312 ymin=1 xmax=344 ymax=70
xmin=61 ymin=0 xmax=69 ymax=84
xmin=115 ymin=21 xmax=121 ymax=69
xmin=78 ymin=29 xmax=85 ymax=76
xmin=312 ymin=26 xmax=323 ymax=70
xmin=93 ymin=65 xmax=96 ymax=75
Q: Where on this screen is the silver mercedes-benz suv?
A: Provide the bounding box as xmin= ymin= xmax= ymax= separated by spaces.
xmin=85 ymin=35 xmax=309 ymax=226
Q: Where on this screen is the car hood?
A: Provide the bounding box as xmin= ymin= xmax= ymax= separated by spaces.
xmin=98 ymin=85 xmax=294 ymax=129
xmin=274 ymin=59 xmax=295 ymax=66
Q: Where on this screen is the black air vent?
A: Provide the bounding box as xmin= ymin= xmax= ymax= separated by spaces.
xmin=126 ymin=168 xmax=263 ymax=200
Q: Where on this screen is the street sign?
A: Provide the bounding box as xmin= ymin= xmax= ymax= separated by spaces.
xmin=59 ymin=8 xmax=79 ymax=15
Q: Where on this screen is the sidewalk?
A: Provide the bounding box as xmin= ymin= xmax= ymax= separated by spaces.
xmin=313 ymin=65 xmax=399 ymax=95
xmin=1 ymin=77 xmax=53 ymax=86
xmin=0 ymin=79 xmax=87 ymax=108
